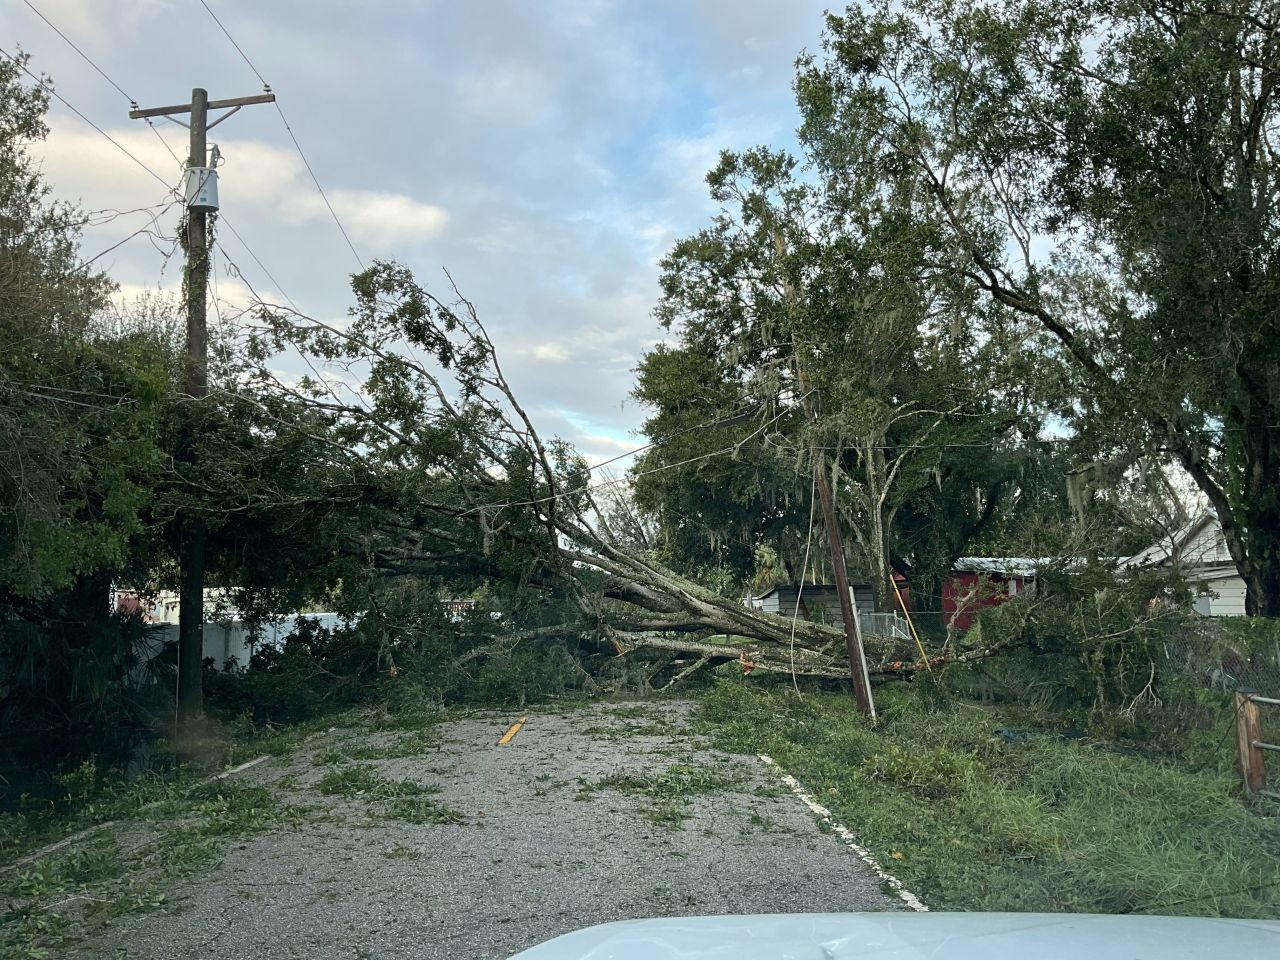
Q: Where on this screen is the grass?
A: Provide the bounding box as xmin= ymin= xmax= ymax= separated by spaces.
xmin=312 ymin=730 xmax=441 ymax=767
xmin=1 ymin=777 xmax=313 ymax=957
xmin=316 ymin=764 xmax=432 ymax=800
xmin=383 ymin=843 xmax=419 ymax=859
xmin=7 ymin=834 xmax=123 ymax=901
xmin=577 ymin=762 xmax=739 ymax=829
xmin=583 ymin=721 xmax=675 ymax=740
xmin=314 ymin=764 xmax=463 ymax=825
xmin=384 ymin=795 xmax=465 ymax=825
xmin=696 ymin=678 xmax=1280 ymax=917
xmin=0 ymin=700 xmax=452 ymax=956
xmin=0 ymin=703 xmax=371 ymax=867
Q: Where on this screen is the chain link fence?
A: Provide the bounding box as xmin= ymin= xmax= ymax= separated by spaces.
xmin=1158 ymin=620 xmax=1280 ymax=799
xmin=1159 ymin=620 xmax=1280 ymax=698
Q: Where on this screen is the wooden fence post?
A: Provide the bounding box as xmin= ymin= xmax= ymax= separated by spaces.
xmin=1235 ymin=692 xmax=1265 ymax=794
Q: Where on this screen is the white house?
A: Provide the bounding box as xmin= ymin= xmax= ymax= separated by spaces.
xmin=1123 ymin=513 xmax=1246 ymax=616
xmin=747 ymin=583 xmax=877 ymax=622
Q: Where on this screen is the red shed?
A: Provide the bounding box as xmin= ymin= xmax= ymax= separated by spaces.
xmin=941 ymin=558 xmax=1036 ymax=630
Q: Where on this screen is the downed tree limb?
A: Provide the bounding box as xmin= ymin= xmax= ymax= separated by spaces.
xmin=602 ymin=627 xmax=851 ymax=679
xmin=661 ymin=655 xmax=712 ymax=691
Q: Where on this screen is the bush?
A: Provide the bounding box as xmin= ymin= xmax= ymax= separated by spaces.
xmin=0 ymin=611 xmax=173 ymax=804
xmin=205 ymin=606 xmax=594 ymax=731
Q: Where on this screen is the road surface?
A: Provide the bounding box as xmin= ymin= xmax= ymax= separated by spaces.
xmin=84 ymin=699 xmax=901 ymax=959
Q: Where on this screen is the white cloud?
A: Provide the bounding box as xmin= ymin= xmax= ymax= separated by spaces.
xmin=14 ymin=0 xmax=834 ymax=462
xmin=582 ymin=433 xmax=637 ymax=455
xmin=31 ymin=118 xmax=186 ymax=210
xmin=531 ymin=342 xmax=569 ymax=362
xmin=31 ymin=117 xmax=448 ymax=256
xmin=295 ymin=189 xmax=449 ymax=246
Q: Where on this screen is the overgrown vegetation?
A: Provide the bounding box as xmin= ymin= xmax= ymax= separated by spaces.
xmin=698 ymin=679 xmax=1280 ymax=917
xmin=1 ymin=776 xmax=313 ymax=958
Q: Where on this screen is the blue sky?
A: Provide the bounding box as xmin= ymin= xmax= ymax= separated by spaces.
xmin=6 ymin=0 xmax=834 ymax=462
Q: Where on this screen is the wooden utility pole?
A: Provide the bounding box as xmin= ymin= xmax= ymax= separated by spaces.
xmin=130 ymin=88 xmax=275 ymax=736
xmin=773 ymin=229 xmax=875 ymax=718
xmin=797 ymin=371 xmax=876 ymax=719
xmin=1235 ymin=692 xmax=1266 ymax=794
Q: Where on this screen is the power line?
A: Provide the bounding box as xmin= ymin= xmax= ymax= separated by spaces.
xmin=20 ymin=0 xmax=353 ymax=312
xmin=197 ymin=0 xmax=367 ymax=270
xmin=458 ymin=402 xmax=801 ymax=517
xmin=3 ymin=28 xmax=357 ymax=428
xmin=0 ymin=44 xmax=281 ymax=319
xmin=20 ymin=0 xmax=129 ymax=100
xmin=1 ymin=45 xmax=174 ymax=193
xmin=271 ymin=100 xmax=365 ymax=269
xmin=80 ymin=198 xmax=182 ymax=267
xmin=19 ymin=0 xmax=291 ymax=306
xmin=1 ymin=42 xmax=190 ymax=272
xmin=196 ymin=0 xmax=268 ymax=87
xmin=215 ymin=215 xmax=301 ymax=313
xmin=581 ymin=402 xmax=757 ymax=476
xmin=18 ymin=0 xmax=186 ymax=169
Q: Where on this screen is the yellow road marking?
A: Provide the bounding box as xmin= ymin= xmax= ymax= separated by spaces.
xmin=498 ymin=716 xmax=528 ymax=745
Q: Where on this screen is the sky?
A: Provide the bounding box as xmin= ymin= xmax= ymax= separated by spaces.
xmin=5 ymin=0 xmax=835 ymax=465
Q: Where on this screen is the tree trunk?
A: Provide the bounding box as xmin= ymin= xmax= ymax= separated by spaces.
xmin=868 ymin=504 xmax=893 ymax=613
xmin=1241 ymin=408 xmax=1280 ymax=616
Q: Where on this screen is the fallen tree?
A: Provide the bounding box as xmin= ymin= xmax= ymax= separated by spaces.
xmin=234 ymin=264 xmax=976 ymax=682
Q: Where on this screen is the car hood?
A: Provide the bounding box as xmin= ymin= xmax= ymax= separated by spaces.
xmin=506 ymin=912 xmax=1280 ymax=960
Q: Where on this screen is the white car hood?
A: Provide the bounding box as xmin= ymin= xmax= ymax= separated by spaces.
xmin=506 ymin=912 xmax=1280 ymax=960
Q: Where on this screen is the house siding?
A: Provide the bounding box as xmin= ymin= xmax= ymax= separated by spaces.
xmin=1191 ymin=568 xmax=1248 ymax=618
xmin=1124 ymin=513 xmax=1248 ymax=618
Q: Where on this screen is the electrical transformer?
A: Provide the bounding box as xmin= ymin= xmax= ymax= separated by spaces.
xmin=183 ymin=166 xmax=220 ymax=211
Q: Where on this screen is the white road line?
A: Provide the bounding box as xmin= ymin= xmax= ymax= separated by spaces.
xmin=211 ymin=754 xmax=270 ymax=780
xmin=758 ymin=753 xmax=928 ymax=913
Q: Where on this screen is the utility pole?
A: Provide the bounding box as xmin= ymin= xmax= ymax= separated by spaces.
xmin=795 ymin=366 xmax=876 ymax=719
xmin=773 ymin=228 xmax=875 ymax=718
xmin=130 ymin=88 xmax=275 ymax=738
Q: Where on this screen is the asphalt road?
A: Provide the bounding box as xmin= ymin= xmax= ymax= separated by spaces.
xmin=89 ymin=699 xmax=900 ymax=959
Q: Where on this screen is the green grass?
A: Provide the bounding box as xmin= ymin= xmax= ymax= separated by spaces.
xmin=313 ymin=747 xmax=349 ymax=766
xmin=384 ymin=795 xmax=465 ymax=824
xmin=577 ymin=762 xmax=739 ymax=829
xmin=313 ymin=730 xmax=441 ymax=767
xmin=316 ymin=764 xmax=428 ymax=800
xmin=2 ymin=777 xmax=312 ymax=957
xmin=314 ymin=764 xmax=463 ymax=824
xmin=0 ymin=705 xmax=373 ymax=866
xmin=0 ymin=702 xmax=452 ymax=957
xmin=7 ymin=834 xmax=123 ymax=902
xmin=696 ymin=679 xmax=1280 ymax=917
